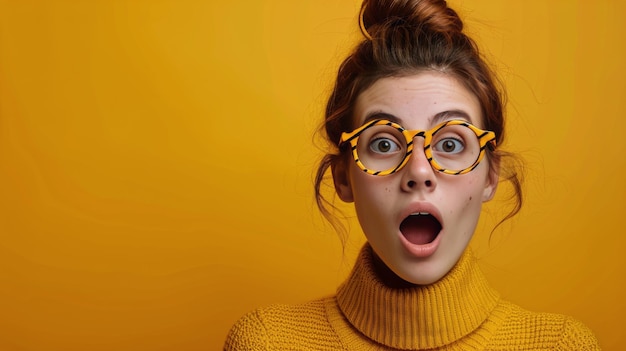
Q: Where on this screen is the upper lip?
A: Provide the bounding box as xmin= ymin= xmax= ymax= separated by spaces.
xmin=398 ymin=202 xmax=443 ymax=229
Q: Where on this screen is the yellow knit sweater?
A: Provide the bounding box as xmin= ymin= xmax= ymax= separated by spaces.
xmin=224 ymin=245 xmax=600 ymax=350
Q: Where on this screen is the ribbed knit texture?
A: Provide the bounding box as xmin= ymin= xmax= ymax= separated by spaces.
xmin=224 ymin=245 xmax=600 ymax=350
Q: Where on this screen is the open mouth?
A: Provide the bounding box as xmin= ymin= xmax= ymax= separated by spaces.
xmin=400 ymin=212 xmax=442 ymax=245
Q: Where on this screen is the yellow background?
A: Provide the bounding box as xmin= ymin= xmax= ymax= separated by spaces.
xmin=0 ymin=0 xmax=624 ymax=350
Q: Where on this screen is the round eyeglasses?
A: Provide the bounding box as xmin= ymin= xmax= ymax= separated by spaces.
xmin=339 ymin=119 xmax=496 ymax=176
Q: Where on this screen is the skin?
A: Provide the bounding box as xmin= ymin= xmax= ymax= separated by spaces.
xmin=333 ymin=71 xmax=499 ymax=285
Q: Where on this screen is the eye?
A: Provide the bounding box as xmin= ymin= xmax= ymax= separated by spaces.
xmin=369 ymin=137 xmax=401 ymax=154
xmin=433 ymin=138 xmax=464 ymax=154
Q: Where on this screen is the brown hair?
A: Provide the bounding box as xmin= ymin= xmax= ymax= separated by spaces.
xmin=314 ymin=0 xmax=523 ymax=240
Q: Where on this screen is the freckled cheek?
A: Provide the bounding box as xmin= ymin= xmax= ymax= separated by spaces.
xmin=465 ymin=195 xmax=485 ymax=215
xmin=462 ymin=189 xmax=480 ymax=208
xmin=351 ymin=176 xmax=393 ymax=201
xmin=443 ymin=177 xmax=483 ymax=211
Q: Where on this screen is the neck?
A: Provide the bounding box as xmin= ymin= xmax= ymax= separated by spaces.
xmin=335 ymin=244 xmax=500 ymax=349
xmin=370 ymin=250 xmax=418 ymax=289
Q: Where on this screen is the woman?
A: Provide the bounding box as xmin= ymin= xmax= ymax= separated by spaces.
xmin=224 ymin=0 xmax=600 ymax=349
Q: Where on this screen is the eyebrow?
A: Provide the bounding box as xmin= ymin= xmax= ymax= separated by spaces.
xmin=361 ymin=109 xmax=474 ymax=128
xmin=431 ymin=109 xmax=473 ymax=125
xmin=362 ymin=111 xmax=402 ymax=125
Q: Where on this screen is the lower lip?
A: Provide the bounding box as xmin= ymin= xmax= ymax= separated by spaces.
xmin=398 ymin=231 xmax=441 ymax=258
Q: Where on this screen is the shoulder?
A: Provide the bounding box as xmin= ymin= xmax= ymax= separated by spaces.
xmin=223 ymin=308 xmax=268 ymax=351
xmin=223 ymin=297 xmax=341 ymax=350
xmin=491 ymin=301 xmax=600 ymax=350
xmin=555 ymin=316 xmax=601 ymax=350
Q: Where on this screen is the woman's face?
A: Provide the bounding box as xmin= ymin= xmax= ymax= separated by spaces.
xmin=334 ymin=72 xmax=498 ymax=285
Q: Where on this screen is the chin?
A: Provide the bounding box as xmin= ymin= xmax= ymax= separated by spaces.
xmin=393 ymin=253 xmax=459 ymax=286
xmin=370 ymin=235 xmax=469 ymax=287
xmin=398 ymin=266 xmax=448 ymax=286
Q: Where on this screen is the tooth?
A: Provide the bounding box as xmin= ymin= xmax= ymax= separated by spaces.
xmin=411 ymin=212 xmax=430 ymax=216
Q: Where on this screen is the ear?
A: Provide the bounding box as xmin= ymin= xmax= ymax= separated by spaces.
xmin=482 ymin=158 xmax=500 ymax=202
xmin=331 ymin=158 xmax=354 ymax=203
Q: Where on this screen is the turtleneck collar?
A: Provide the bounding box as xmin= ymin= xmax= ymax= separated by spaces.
xmin=334 ymin=244 xmax=500 ymax=349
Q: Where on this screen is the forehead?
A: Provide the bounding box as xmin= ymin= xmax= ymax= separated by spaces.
xmin=353 ymin=72 xmax=483 ymax=128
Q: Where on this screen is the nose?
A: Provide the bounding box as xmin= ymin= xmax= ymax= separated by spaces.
xmin=400 ymin=143 xmax=437 ymax=192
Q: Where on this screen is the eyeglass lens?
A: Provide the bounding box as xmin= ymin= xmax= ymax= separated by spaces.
xmin=355 ymin=124 xmax=482 ymax=173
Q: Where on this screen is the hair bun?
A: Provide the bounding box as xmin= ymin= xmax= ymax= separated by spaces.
xmin=360 ymin=0 xmax=463 ymax=39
